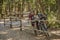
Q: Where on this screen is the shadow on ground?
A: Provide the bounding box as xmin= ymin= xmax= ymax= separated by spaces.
xmin=0 ymin=28 xmax=60 ymax=40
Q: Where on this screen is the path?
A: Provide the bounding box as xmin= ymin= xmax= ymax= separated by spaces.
xmin=0 ymin=19 xmax=60 ymax=40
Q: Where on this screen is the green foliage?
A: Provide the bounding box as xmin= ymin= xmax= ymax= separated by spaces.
xmin=42 ymin=0 xmax=59 ymax=28
xmin=1 ymin=0 xmax=60 ymax=28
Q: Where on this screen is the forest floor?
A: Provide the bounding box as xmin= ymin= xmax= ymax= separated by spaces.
xmin=0 ymin=19 xmax=60 ymax=40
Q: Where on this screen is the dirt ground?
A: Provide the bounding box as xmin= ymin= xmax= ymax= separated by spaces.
xmin=0 ymin=19 xmax=60 ymax=40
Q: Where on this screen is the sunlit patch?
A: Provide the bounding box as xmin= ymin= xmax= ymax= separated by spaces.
xmin=52 ymin=39 xmax=60 ymax=40
xmin=5 ymin=19 xmax=10 ymax=21
xmin=35 ymin=36 xmax=45 ymax=39
xmin=0 ymin=22 xmax=4 ymax=24
xmin=51 ymin=31 xmax=57 ymax=34
xmin=10 ymin=28 xmax=20 ymax=30
xmin=37 ymin=35 xmax=45 ymax=37
xmin=51 ymin=30 xmax=60 ymax=35
xmin=0 ymin=31 xmax=8 ymax=34
xmin=7 ymin=38 xmax=13 ymax=40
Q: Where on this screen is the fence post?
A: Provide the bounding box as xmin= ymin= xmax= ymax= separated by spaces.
xmin=20 ymin=18 xmax=22 ymax=31
xmin=10 ymin=17 xmax=12 ymax=28
xmin=4 ymin=18 xmax=5 ymax=27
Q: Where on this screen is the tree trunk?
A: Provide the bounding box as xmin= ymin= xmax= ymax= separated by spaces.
xmin=56 ymin=0 xmax=60 ymax=20
xmin=0 ymin=0 xmax=3 ymax=18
